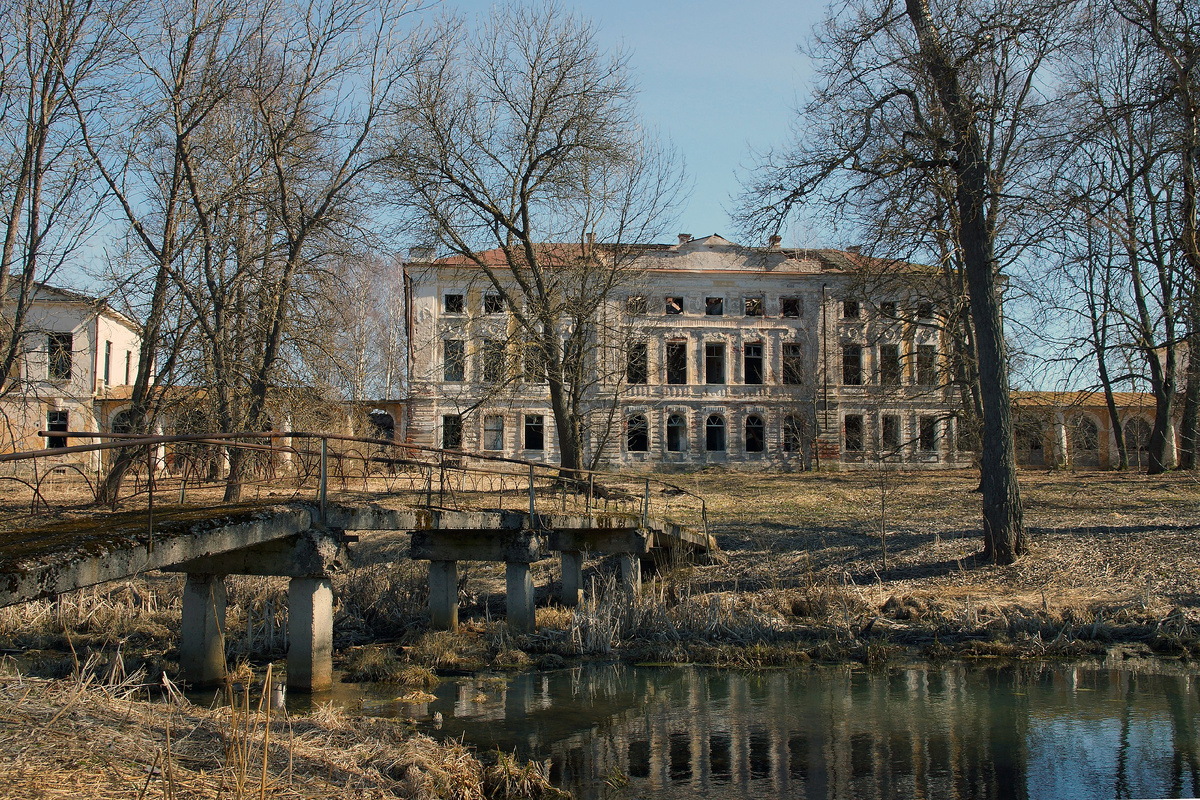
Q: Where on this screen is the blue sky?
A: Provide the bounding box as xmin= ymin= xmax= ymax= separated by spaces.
xmin=449 ymin=0 xmax=829 ymax=246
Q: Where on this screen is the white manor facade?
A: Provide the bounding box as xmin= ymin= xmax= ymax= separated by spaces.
xmin=403 ymin=234 xmax=968 ymax=469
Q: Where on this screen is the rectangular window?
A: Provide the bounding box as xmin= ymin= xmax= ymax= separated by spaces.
xmin=523 ymin=343 xmax=545 ymax=382
xmin=844 ymin=414 xmax=864 ymax=453
xmin=482 ymin=339 xmax=506 ymax=382
xmin=920 ymin=416 xmax=938 ymax=452
xmin=744 ymin=297 xmax=764 ymax=317
xmin=443 ymin=339 xmax=465 ymax=382
xmin=524 ymin=414 xmax=544 ymax=450
xmin=782 ymin=344 xmax=803 ymax=385
xmin=917 ymin=345 xmax=937 ymax=386
xmin=882 ymin=415 xmax=900 ymax=451
xmin=705 ymin=343 xmax=725 ymax=384
xmin=917 ymin=301 xmax=935 ymax=320
xmin=483 ymin=415 xmax=504 ymax=451
xmin=744 ymin=343 xmax=764 ymax=385
xmin=625 ymin=295 xmax=647 ymax=315
xmin=484 ymin=293 xmax=504 ymax=314
xmin=879 ymin=344 xmax=901 ymax=387
xmin=705 ymin=297 xmax=724 ymax=316
xmin=444 ymin=294 xmax=465 ymax=314
xmin=666 ymin=341 xmax=687 ymax=384
xmin=124 ymin=351 xmax=131 ymax=385
xmin=783 ymin=416 xmax=804 ymax=453
xmin=103 ymin=341 xmax=111 ymax=386
xmin=666 ymin=414 xmax=687 ymax=452
xmin=842 ymin=344 xmax=862 ymax=386
xmin=627 ymin=341 xmax=648 ymax=385
xmin=442 ymin=414 xmax=462 ymax=449
xmin=843 ymin=299 xmax=860 ymax=319
xmin=48 ymin=333 xmax=72 ymax=380
xmin=879 ymin=301 xmax=897 ymax=319
xmin=47 ymin=410 xmax=68 ymax=449
xmin=780 ymin=297 xmax=800 ymax=318
xmin=665 ymin=296 xmax=683 ymax=315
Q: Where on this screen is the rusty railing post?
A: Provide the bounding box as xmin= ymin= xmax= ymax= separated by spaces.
xmin=528 ymin=464 xmax=536 ymax=521
xmin=318 ymin=437 xmax=328 ymax=524
xmin=642 ymin=479 xmax=650 ymax=528
xmin=146 ymin=443 xmax=154 ymax=552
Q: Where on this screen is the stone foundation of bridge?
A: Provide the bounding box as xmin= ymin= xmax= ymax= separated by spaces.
xmin=180 ymin=573 xmax=227 ymax=688
xmin=560 ymin=550 xmax=584 ymax=606
xmin=288 ymin=577 xmax=334 ymax=692
xmin=428 ymin=560 xmax=459 ymax=631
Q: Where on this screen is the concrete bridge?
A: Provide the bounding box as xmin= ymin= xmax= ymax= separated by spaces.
xmin=0 ymin=432 xmax=715 ymax=692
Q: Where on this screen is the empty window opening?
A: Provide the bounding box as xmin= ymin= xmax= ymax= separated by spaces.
xmin=705 ymin=343 xmax=725 ymax=384
xmin=842 ymin=344 xmax=863 ymax=386
xmin=665 ymin=296 xmax=683 ymax=315
xmin=443 ymin=339 xmax=466 ymax=382
xmin=626 ymin=342 xmax=648 ymax=385
xmin=48 ymin=333 xmax=72 ymax=380
xmin=745 ymin=415 xmax=765 ymax=452
xmin=783 ymin=343 xmax=803 ymax=385
xmin=844 ymin=414 xmax=864 ymax=452
xmin=744 ymin=297 xmax=764 ymax=317
xmin=667 ymin=414 xmax=687 ymax=452
xmin=666 ymin=341 xmax=687 ymax=384
xmin=919 ymin=417 xmax=938 ymax=452
xmin=368 ymin=411 xmax=395 ymax=441
xmin=705 ymin=297 xmax=724 ymax=316
xmin=483 ymin=415 xmax=504 ymax=450
xmin=627 ymin=414 xmax=649 ymax=451
xmin=916 ymin=345 xmax=937 ymax=386
xmin=744 ymin=343 xmax=764 ymax=385
xmin=843 ymin=299 xmax=860 ymax=319
xmin=442 ymin=414 xmax=462 ymax=449
xmin=482 ymin=339 xmax=506 ymax=382
xmin=882 ymin=415 xmax=900 ymax=451
xmin=879 ymin=301 xmax=897 ymax=318
xmin=783 ymin=416 xmax=805 ymax=453
xmin=111 ymin=410 xmax=135 ymax=435
xmin=780 ymin=297 xmax=800 ymax=318
xmin=46 ymin=410 xmax=69 ymax=449
xmin=484 ymin=293 xmax=504 ymax=314
xmin=625 ymin=296 xmax=647 ymax=315
xmin=880 ymin=344 xmax=901 ymax=386
xmin=523 ymin=343 xmax=545 ymax=382
xmin=524 ymin=414 xmax=545 ymax=450
xmin=917 ymin=301 xmax=935 ymax=320
xmin=444 ymin=294 xmax=465 ymax=314
xmin=705 ymin=414 xmax=726 ymax=452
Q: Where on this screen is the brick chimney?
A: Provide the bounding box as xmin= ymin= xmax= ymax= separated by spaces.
xmin=768 ymin=235 xmax=782 ymax=249
xmin=677 ymin=233 xmax=693 ymax=245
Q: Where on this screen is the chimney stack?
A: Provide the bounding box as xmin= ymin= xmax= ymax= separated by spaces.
xmin=768 ymin=234 xmax=782 ymax=249
xmin=677 ymin=233 xmax=693 ymax=245
xmin=408 ymin=245 xmax=436 ymax=262
xmin=846 ymin=245 xmax=862 ymax=255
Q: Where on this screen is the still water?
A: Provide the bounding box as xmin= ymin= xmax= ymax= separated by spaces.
xmin=342 ymin=661 xmax=1199 ymax=799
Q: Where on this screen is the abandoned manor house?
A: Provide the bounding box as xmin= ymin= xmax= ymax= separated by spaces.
xmin=403 ymin=234 xmax=969 ymax=469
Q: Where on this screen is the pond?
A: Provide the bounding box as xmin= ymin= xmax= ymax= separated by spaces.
xmin=328 ymin=660 xmax=1199 ymax=799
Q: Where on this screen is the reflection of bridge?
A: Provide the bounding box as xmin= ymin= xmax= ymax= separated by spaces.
xmin=0 ymin=432 xmax=715 ymax=691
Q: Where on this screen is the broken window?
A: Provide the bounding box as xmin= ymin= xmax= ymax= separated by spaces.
xmin=879 ymin=344 xmax=901 ymax=387
xmin=919 ymin=416 xmax=937 ymax=452
xmin=705 ymin=414 xmax=726 ymax=452
xmin=524 ymin=414 xmax=544 ymax=450
xmin=484 ymin=293 xmax=504 ymax=314
xmin=626 ymin=341 xmax=648 ymax=385
xmin=782 ymin=344 xmax=803 ymax=385
xmin=744 ymin=343 xmax=764 ymax=385
xmin=625 ymin=295 xmax=647 ymax=315
xmin=523 ymin=343 xmax=545 ymax=382
xmin=705 ymin=297 xmax=724 ymax=316
xmin=444 ymin=294 xmax=465 ymax=314
xmin=48 ymin=333 xmax=72 ymax=380
xmin=483 ymin=415 xmax=504 ymax=450
xmin=705 ymin=343 xmax=725 ymax=384
xmin=46 ymin=410 xmax=68 ymax=449
xmin=665 ymin=296 xmax=683 ymax=315
xmin=879 ymin=301 xmax=897 ymax=318
xmin=783 ymin=415 xmax=804 ymax=453
xmin=667 ymin=413 xmax=687 ymax=452
xmin=916 ymin=345 xmax=937 ymax=386
xmin=882 ymin=415 xmax=900 ymax=451
xmin=443 ymin=339 xmax=465 ymax=382
xmin=442 ymin=414 xmax=462 ymax=449
xmin=842 ymin=344 xmax=862 ymax=386
xmin=627 ymin=414 xmax=649 ymax=451
xmin=917 ymin=301 xmax=935 ymax=320
xmin=744 ymin=297 xmax=764 ymax=317
xmin=482 ymin=339 xmax=506 ymax=382
xmin=844 ymin=414 xmax=864 ymax=452
xmin=665 ymin=341 xmax=687 ymax=384
xmin=745 ymin=414 xmax=765 ymax=452
xmin=843 ymin=299 xmax=860 ymax=319
xmin=780 ymin=297 xmax=800 ymax=318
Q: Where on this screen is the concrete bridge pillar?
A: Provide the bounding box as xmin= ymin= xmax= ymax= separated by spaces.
xmin=428 ymin=560 xmax=459 ymax=631
xmin=560 ymin=551 xmax=583 ymax=606
xmin=506 ymin=561 xmax=536 ymax=633
xmin=618 ymin=553 xmax=641 ymax=596
xmin=180 ymin=573 xmax=227 ymax=687
xmin=288 ymin=577 xmax=333 ymax=692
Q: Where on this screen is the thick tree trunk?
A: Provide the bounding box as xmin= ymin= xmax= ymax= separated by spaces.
xmin=905 ymin=0 xmax=1024 ymax=563
xmin=1179 ymin=347 xmax=1198 ymax=469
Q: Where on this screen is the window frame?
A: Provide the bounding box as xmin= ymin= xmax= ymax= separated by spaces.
xmin=705 ymin=342 xmax=726 ymax=385
xmin=443 ymin=293 xmax=465 ymax=314
xmin=442 ymin=414 xmax=463 ymax=450
xmin=443 ymin=339 xmax=466 ymax=382
xmin=745 ymin=414 xmax=766 ymax=453
xmin=626 ymin=413 xmax=649 ymax=452
xmin=844 ymin=414 xmax=864 ymax=453
xmin=744 ymin=296 xmax=765 ymax=317
xmin=665 ymin=296 xmax=684 ymax=315
xmin=842 ymin=344 xmax=863 ymax=386
xmin=626 ymin=341 xmax=648 ymax=385
xmin=705 ymin=297 xmax=724 ymax=316
xmin=483 ymin=293 xmax=504 ymax=314
xmin=666 ymin=413 xmax=687 ymax=452
xmin=879 ymin=344 xmax=902 ymax=387
xmin=665 ymin=341 xmax=687 ymax=385
xmin=483 ymin=414 xmax=505 ymax=451
xmin=523 ymin=414 xmax=545 ymax=451
xmin=705 ymin=414 xmax=726 ymax=452
xmin=47 ymin=332 xmax=72 ymax=381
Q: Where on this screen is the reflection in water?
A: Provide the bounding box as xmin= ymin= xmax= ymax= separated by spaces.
xmin=349 ymin=662 xmax=1200 ymax=799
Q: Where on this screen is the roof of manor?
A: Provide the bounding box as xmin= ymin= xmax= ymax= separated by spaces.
xmin=1011 ymin=390 xmax=1158 ymax=411
xmin=9 ymin=282 xmax=142 ymax=332
xmin=410 ymin=234 xmax=936 ymax=276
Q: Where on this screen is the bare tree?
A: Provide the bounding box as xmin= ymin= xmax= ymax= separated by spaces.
xmin=383 ymin=4 xmax=684 ymax=476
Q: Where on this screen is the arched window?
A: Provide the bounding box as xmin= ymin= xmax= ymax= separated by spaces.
xmin=705 ymin=414 xmax=726 ymax=452
xmin=368 ymin=410 xmax=395 ymax=441
xmin=666 ymin=414 xmax=687 ymax=452
xmin=110 ymin=409 xmax=134 ymax=435
xmin=1071 ymin=416 xmax=1100 ymax=467
xmin=745 ymin=414 xmax=765 ymax=452
xmin=627 ymin=414 xmax=649 ymax=452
